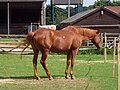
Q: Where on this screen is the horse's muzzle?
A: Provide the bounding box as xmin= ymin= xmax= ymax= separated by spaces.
xmin=97 ymin=47 xmax=101 ymax=50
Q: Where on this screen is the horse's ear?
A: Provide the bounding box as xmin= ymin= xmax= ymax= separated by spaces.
xmin=96 ymin=30 xmax=100 ymax=34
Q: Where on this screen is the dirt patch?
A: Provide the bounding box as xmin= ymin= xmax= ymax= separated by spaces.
xmin=0 ymin=79 xmax=15 ymax=84
xmin=0 ymin=77 xmax=87 ymax=84
xmin=0 ymin=77 xmax=100 ymax=90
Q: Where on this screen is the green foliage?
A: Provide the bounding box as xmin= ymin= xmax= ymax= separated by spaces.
xmin=46 ymin=5 xmax=52 ymax=24
xmin=112 ymin=0 xmax=120 ymax=6
xmin=94 ymin=0 xmax=120 ymax=6
xmin=46 ymin=5 xmax=67 ymax=25
xmin=94 ymin=0 xmax=112 ymax=6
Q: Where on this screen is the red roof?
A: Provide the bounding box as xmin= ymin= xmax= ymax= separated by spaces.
xmin=105 ymin=6 xmax=120 ymax=14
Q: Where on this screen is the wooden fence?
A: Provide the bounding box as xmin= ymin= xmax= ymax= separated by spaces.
xmin=118 ymin=41 xmax=120 ymax=90
xmin=84 ymin=33 xmax=120 ymax=48
xmin=101 ymin=33 xmax=120 ymax=90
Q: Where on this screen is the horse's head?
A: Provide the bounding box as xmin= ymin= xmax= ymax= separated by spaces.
xmin=91 ymin=30 xmax=101 ymax=50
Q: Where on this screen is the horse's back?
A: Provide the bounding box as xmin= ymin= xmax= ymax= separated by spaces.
xmin=32 ymin=28 xmax=81 ymax=52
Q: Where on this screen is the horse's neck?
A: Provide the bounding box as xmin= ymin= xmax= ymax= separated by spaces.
xmin=81 ymin=35 xmax=90 ymax=41
xmin=77 ymin=29 xmax=94 ymax=40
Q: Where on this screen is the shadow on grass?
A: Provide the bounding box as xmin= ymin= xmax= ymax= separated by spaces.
xmin=0 ymin=75 xmax=117 ymax=80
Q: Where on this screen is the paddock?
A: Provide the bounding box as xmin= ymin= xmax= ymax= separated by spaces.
xmin=0 ymin=52 xmax=118 ymax=90
xmin=0 ymin=36 xmax=119 ymax=90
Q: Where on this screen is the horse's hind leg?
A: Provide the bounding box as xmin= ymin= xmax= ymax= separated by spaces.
xmin=33 ymin=50 xmax=40 ymax=80
xmin=65 ymin=51 xmax=71 ymax=79
xmin=40 ymin=51 xmax=53 ymax=80
xmin=70 ymin=48 xmax=78 ymax=79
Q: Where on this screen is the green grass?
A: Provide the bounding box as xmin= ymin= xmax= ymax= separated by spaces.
xmin=0 ymin=53 xmax=118 ymax=90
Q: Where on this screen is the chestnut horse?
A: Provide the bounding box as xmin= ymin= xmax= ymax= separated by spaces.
xmin=25 ymin=26 xmax=101 ymax=80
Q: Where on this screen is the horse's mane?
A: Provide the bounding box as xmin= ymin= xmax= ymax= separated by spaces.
xmin=62 ymin=26 xmax=98 ymax=39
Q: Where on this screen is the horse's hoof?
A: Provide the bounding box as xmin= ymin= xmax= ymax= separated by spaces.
xmin=71 ymin=75 xmax=75 ymax=80
xmin=36 ymin=77 xmax=40 ymax=80
xmin=65 ymin=76 xmax=70 ymax=79
xmin=49 ymin=76 xmax=53 ymax=80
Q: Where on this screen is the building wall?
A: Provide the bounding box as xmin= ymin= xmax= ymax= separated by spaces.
xmin=59 ymin=9 xmax=120 ymax=33
xmin=89 ymin=27 xmax=120 ymax=33
xmin=0 ymin=2 xmax=43 ymax=34
xmin=74 ymin=10 xmax=119 ymax=25
xmin=74 ymin=10 xmax=120 ymax=33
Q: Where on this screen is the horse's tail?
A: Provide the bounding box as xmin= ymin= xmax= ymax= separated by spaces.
xmin=9 ymin=39 xmax=28 ymax=52
xmin=9 ymin=32 xmax=35 ymax=56
xmin=21 ymin=32 xmax=35 ymax=55
xmin=21 ymin=40 xmax=30 ymax=55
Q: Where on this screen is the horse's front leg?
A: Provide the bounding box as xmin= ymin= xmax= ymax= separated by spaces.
xmin=33 ymin=50 xmax=40 ymax=80
xmin=65 ymin=51 xmax=71 ymax=79
xmin=70 ymin=48 xmax=78 ymax=79
xmin=40 ymin=51 xmax=53 ymax=80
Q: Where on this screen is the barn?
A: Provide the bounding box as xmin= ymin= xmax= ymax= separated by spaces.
xmin=0 ymin=0 xmax=46 ymax=34
xmin=58 ymin=6 xmax=120 ymax=33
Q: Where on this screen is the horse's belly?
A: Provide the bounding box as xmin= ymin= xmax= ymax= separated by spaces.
xmin=50 ymin=37 xmax=72 ymax=52
xmin=50 ymin=45 xmax=70 ymax=52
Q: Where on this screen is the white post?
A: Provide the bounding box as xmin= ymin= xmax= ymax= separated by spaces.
xmin=41 ymin=1 xmax=46 ymax=25
xmin=43 ymin=1 xmax=46 ymax=25
xmin=7 ymin=2 xmax=10 ymax=35
xmin=68 ymin=0 xmax=70 ymax=18
xmin=118 ymin=41 xmax=120 ymax=90
xmin=30 ymin=23 xmax=32 ymax=32
xmin=112 ymin=37 xmax=116 ymax=77
xmin=104 ymin=32 xmax=107 ymax=63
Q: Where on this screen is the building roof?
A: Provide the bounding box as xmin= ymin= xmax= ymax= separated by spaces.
xmin=0 ymin=0 xmax=46 ymax=2
xmin=60 ymin=6 xmax=120 ymax=24
xmin=105 ymin=6 xmax=120 ymax=14
xmin=61 ymin=8 xmax=99 ymax=23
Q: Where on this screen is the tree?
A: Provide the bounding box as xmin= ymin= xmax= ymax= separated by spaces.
xmin=94 ymin=0 xmax=120 ymax=6
xmin=94 ymin=0 xmax=112 ymax=6
xmin=112 ymin=1 xmax=120 ymax=6
xmin=46 ymin=5 xmax=67 ymax=25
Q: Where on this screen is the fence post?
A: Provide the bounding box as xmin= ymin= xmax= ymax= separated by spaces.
xmin=118 ymin=41 xmax=120 ymax=90
xmin=101 ymin=33 xmax=103 ymax=47
xmin=104 ymin=32 xmax=107 ymax=63
xmin=112 ymin=37 xmax=116 ymax=77
xmin=30 ymin=23 xmax=33 ymax=32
